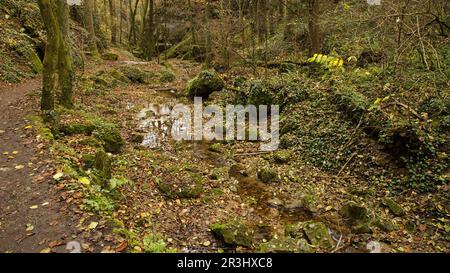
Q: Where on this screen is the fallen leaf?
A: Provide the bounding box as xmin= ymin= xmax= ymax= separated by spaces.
xmin=12 ymin=151 xmax=19 ymax=155
xmin=53 ymin=172 xmax=64 ymax=181
xmin=88 ymin=221 xmax=98 ymax=230
xmin=15 ymin=165 xmax=25 ymax=170
xmin=41 ymin=202 xmax=49 ymax=206
xmin=115 ymin=241 xmax=128 ymax=252
xmin=203 ymin=241 xmax=211 ymax=247
xmin=78 ymin=177 xmax=91 ymax=186
xmin=30 ymin=205 xmax=38 ymax=209
xmin=24 ymin=125 xmax=33 ymax=130
xmin=49 ymin=241 xmax=63 ymax=248
xmin=40 ymin=248 xmax=51 ymax=253
xmin=25 ymin=223 xmax=34 ymax=232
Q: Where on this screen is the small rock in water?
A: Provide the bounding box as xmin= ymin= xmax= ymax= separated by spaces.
xmin=267 ymin=197 xmax=284 ymax=208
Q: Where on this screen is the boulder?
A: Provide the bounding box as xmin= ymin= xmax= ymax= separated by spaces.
xmin=210 ymin=221 xmax=253 ymax=247
xmin=339 ymin=201 xmax=369 ymax=223
xmin=272 ymin=150 xmax=292 ymax=164
xmin=185 ymin=70 xmax=224 ymax=99
xmin=259 ymin=236 xmax=313 ymax=253
xmin=101 ymin=52 xmax=119 ymax=61
xmin=60 ymin=122 xmax=95 ymax=136
xmin=257 ymin=168 xmax=279 ymax=183
xmin=94 ymin=149 xmax=112 ymax=180
xmin=93 ymin=125 xmax=124 ymax=154
xmin=119 ymin=65 xmax=154 ymax=83
xmin=382 ymin=197 xmax=405 ymax=217
xmin=302 ymin=221 xmax=334 ymax=250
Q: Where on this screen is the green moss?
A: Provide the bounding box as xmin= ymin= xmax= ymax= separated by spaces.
xmin=27 ymin=115 xmax=54 ymax=141
xmin=81 ymin=153 xmax=96 ymax=169
xmin=93 ymin=124 xmax=124 ymax=154
xmin=273 ymin=150 xmax=292 ymax=164
xmin=156 ymin=173 xmax=204 ymax=199
xmin=208 ymin=143 xmax=222 ymax=153
xmin=257 ymin=168 xmax=279 ymax=183
xmin=60 ymin=122 xmax=95 ymax=136
xmin=382 ymin=197 xmax=405 ymax=217
xmin=101 ymin=52 xmax=119 ymax=61
xmin=339 ymin=201 xmax=369 ymax=223
xmin=302 ymin=221 xmax=334 ymax=250
xmin=185 ymin=70 xmax=224 ymax=98
xmin=210 ymin=221 xmax=254 ymax=247
xmin=259 ymin=237 xmax=313 ymax=253
xmin=94 ymin=149 xmax=112 ymax=180
xmin=119 ymin=65 xmax=155 ymax=84
xmin=159 ymin=68 xmax=175 ymax=83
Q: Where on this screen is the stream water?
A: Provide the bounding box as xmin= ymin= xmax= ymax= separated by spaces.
xmin=135 ymin=91 xmax=314 ymax=228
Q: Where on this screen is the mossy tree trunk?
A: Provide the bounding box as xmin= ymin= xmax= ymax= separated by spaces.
xmin=109 ymin=0 xmax=118 ymax=45
xmin=38 ymin=0 xmax=75 ymax=112
xmin=128 ymin=0 xmax=140 ymax=45
xmin=84 ymin=0 xmax=99 ymax=56
xmin=37 ymin=0 xmax=60 ymax=112
xmin=141 ymin=0 xmax=155 ymax=60
xmin=56 ymin=0 xmax=74 ymax=108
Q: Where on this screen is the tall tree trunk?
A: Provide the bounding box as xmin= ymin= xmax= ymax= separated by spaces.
xmin=128 ymin=0 xmax=140 ymax=45
xmin=109 ymin=0 xmax=117 ymax=44
xmin=84 ymin=0 xmax=98 ymax=55
xmin=141 ymin=0 xmax=155 ymax=60
xmin=308 ymin=0 xmax=321 ymax=54
xmin=37 ymin=0 xmax=59 ymax=112
xmin=56 ymin=0 xmax=74 ymax=108
xmin=204 ymin=0 xmax=212 ymax=67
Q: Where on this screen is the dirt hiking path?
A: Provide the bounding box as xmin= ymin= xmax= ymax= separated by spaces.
xmin=0 ymin=78 xmax=111 ymax=253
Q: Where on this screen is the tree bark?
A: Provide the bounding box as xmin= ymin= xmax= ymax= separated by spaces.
xmin=109 ymin=0 xmax=118 ymax=44
xmin=56 ymin=0 xmax=74 ymax=108
xmin=141 ymin=0 xmax=155 ymax=60
xmin=37 ymin=0 xmax=59 ymax=111
xmin=308 ymin=0 xmax=321 ymax=54
xmin=84 ymin=0 xmax=99 ymax=55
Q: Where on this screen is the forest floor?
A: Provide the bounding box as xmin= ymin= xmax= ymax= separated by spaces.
xmin=0 ymin=49 xmax=448 ymax=253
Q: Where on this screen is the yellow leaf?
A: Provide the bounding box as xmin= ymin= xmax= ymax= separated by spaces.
xmin=78 ymin=177 xmax=91 ymax=186
xmin=88 ymin=221 xmax=98 ymax=230
xmin=30 ymin=205 xmax=38 ymax=209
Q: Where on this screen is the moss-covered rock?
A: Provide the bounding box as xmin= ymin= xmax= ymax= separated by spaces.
xmin=157 ymin=172 xmax=204 ymax=199
xmin=119 ymin=65 xmax=154 ymax=83
xmin=259 ymin=236 xmax=313 ymax=253
xmin=159 ymin=68 xmax=176 ymax=83
xmin=101 ymin=52 xmax=119 ymax=61
xmin=382 ymin=197 xmax=405 ymax=217
xmin=272 ymin=150 xmax=292 ymax=164
xmin=94 ymin=149 xmax=112 ymax=180
xmin=60 ymin=122 xmax=95 ymax=136
xmin=339 ymin=201 xmax=369 ymax=223
xmin=93 ymin=124 xmax=124 ymax=154
xmin=208 ymin=143 xmax=222 ymax=153
xmin=108 ymin=68 xmax=130 ymax=83
xmin=185 ymin=70 xmax=224 ymax=99
xmin=352 ymin=222 xmax=372 ymax=234
xmin=257 ymin=168 xmax=279 ymax=183
xmin=302 ymin=221 xmax=334 ymax=250
xmin=285 ymin=222 xmax=305 ymax=239
xmin=210 ymin=221 xmax=254 ymax=247
xmin=372 ymin=218 xmax=397 ymax=232
xmin=81 ymin=153 xmax=96 ymax=169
